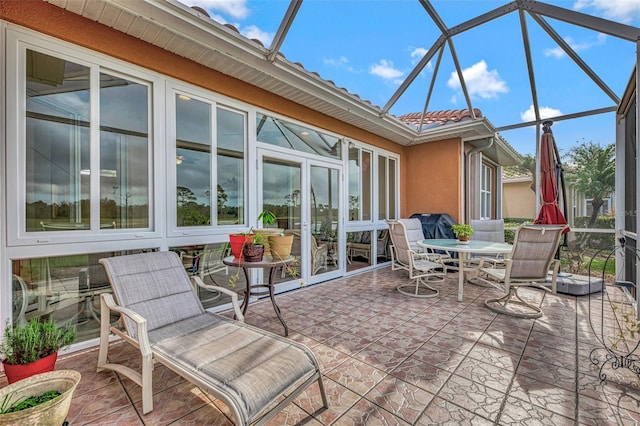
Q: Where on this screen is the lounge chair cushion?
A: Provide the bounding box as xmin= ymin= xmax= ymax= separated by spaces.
xmin=150 ymin=312 xmax=317 ymax=422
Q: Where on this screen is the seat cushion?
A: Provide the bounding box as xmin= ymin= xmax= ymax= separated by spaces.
xmin=150 ymin=312 xmax=317 ymax=423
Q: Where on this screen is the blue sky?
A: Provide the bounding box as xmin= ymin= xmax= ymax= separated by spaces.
xmin=186 ymin=0 xmax=640 ymax=157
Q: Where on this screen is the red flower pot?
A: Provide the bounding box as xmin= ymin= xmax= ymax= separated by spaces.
xmin=3 ymin=352 xmax=58 ymax=384
xmin=229 ymin=234 xmax=254 ymax=258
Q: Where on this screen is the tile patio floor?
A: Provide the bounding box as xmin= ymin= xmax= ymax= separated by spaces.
xmin=3 ymin=266 xmax=640 ymax=425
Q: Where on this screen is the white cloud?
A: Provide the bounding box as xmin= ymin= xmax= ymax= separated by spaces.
xmin=241 ymin=25 xmax=273 ymax=46
xmin=520 ymin=105 xmax=563 ymax=122
xmin=447 ymin=60 xmax=508 ymax=99
xmin=369 ymin=60 xmax=404 ymax=80
xmin=574 ymin=0 xmax=640 ymax=23
xmin=410 ymin=47 xmax=433 ymax=72
xmin=190 ymin=0 xmax=250 ymax=19
xmin=544 ymin=34 xmax=607 ymax=58
xmin=323 ymin=56 xmax=356 ymax=72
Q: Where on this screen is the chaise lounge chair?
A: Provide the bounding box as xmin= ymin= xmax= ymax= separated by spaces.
xmin=97 ymin=251 xmax=327 ymax=425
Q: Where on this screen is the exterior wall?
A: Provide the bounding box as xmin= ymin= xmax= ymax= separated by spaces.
xmin=403 ymin=139 xmax=462 ymax=222
xmin=0 ymin=1 xmax=403 ymax=157
xmin=503 ymin=179 xmax=536 ymax=219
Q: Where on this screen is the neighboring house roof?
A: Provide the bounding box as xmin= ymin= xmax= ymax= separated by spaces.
xmin=503 ymin=167 xmax=532 ymax=183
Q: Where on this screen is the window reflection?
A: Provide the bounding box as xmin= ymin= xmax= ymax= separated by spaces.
xmin=348 ymin=146 xmax=371 ymax=221
xmin=11 ymin=249 xmax=155 ymax=340
xmin=26 ymin=50 xmax=91 ymax=231
xmin=256 ymin=113 xmax=341 ymax=160
xmin=217 ymin=108 xmax=245 ymax=225
xmin=346 ymin=230 xmax=373 ymax=270
xmin=100 ymin=73 xmax=149 ymax=229
xmin=176 ymin=96 xmax=211 ymax=226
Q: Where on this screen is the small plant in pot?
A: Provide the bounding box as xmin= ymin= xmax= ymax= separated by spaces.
xmin=1 ymin=317 xmax=76 ymax=384
xmin=258 ymin=210 xmax=294 ymax=260
xmin=241 ymin=233 xmax=266 ymax=262
xmin=451 ymin=224 xmax=475 ymax=243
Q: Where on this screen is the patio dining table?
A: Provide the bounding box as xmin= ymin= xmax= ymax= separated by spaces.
xmin=418 ymin=239 xmax=513 ymax=302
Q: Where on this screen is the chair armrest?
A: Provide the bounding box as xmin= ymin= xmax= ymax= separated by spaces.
xmin=100 ymin=293 xmax=152 ymax=358
xmin=191 ymin=276 xmax=244 ymax=323
xmin=477 ymin=257 xmax=508 ymax=269
xmin=413 ymin=251 xmax=442 ymax=262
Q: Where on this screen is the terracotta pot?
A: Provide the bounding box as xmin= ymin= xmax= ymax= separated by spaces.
xmin=0 ymin=370 xmax=81 ymax=426
xmin=3 ymin=352 xmax=58 ymax=385
xmin=457 ymin=236 xmax=470 ymax=244
xmin=268 ymin=235 xmax=294 ymax=259
xmin=229 ymin=234 xmax=254 ymax=258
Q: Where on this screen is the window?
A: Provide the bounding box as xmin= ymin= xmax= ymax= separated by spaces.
xmin=24 ymin=49 xmax=151 ymax=233
xmin=378 ymin=155 xmax=398 ymax=220
xmin=348 ymin=146 xmax=372 ymax=221
xmin=256 ymin=113 xmax=341 ymax=160
xmin=585 ymin=197 xmax=612 ymax=217
xmin=480 ymin=164 xmax=492 ymax=219
xmin=175 ymin=94 xmax=246 ymax=227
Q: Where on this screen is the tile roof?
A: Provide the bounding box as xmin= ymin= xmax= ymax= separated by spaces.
xmin=502 ymin=166 xmax=532 ymax=180
xmin=398 ymin=109 xmax=483 ymax=128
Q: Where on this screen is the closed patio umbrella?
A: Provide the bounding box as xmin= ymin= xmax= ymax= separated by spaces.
xmin=534 ymin=121 xmax=569 ymax=233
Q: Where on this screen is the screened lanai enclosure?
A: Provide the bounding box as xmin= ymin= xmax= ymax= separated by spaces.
xmin=1 ymin=0 xmax=640 ymax=349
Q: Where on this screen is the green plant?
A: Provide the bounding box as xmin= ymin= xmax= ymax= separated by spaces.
xmin=257 ymin=210 xmax=277 ymax=226
xmin=451 ymin=224 xmax=475 ymax=239
xmin=0 ymin=390 xmax=61 ymax=414
xmin=251 ymin=233 xmax=266 ymax=245
xmin=1 ymin=318 xmax=76 ymax=365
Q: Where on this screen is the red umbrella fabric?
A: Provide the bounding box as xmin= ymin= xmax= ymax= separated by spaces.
xmin=534 ymin=124 xmax=569 ymax=233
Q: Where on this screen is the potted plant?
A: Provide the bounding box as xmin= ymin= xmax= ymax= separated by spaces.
xmin=241 ymin=233 xmax=266 ymax=262
xmin=228 ymin=210 xmax=279 ymax=258
xmin=0 ymin=369 xmax=81 ymax=425
xmin=1 ymin=318 xmax=76 ymax=384
xmin=257 ymin=211 xmax=294 ymax=260
xmin=451 ymin=224 xmax=475 ymax=243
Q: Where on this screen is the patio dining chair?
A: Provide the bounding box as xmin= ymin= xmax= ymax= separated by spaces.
xmin=467 ymin=219 xmax=506 ymax=267
xmin=386 ymin=219 xmax=446 ymax=298
xmin=476 ymin=224 xmax=567 ymax=318
xmin=97 ymin=251 xmax=327 ymax=424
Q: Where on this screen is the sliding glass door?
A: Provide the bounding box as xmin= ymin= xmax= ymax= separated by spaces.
xmin=260 ymin=150 xmax=342 ymax=290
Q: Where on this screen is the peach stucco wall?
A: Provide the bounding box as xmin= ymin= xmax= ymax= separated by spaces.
xmin=403 ymin=139 xmax=462 ymax=222
xmin=503 ymin=180 xmax=536 ymax=219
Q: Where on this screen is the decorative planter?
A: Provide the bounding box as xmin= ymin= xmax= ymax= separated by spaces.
xmin=229 ymin=234 xmax=254 ymax=258
xmin=268 ymin=235 xmax=294 ymax=259
xmin=242 ymin=244 xmax=265 ymax=262
xmin=3 ymin=352 xmax=58 ymax=384
xmin=253 ymin=229 xmax=283 ymax=256
xmin=457 ymin=236 xmax=470 ymax=244
xmin=0 ymin=370 xmax=81 ymax=426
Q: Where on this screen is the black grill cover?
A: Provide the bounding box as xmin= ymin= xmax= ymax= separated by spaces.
xmin=410 ymin=213 xmax=458 ymax=239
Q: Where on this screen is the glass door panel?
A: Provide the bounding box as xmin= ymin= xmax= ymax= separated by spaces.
xmin=310 ymin=165 xmax=340 ymax=276
xmin=262 ymin=158 xmax=304 ymax=284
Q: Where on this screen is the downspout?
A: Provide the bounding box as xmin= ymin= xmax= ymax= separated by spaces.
xmin=464 ymin=137 xmax=494 ymax=223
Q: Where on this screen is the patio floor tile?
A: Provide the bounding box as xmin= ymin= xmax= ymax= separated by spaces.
xmin=4 ymin=266 xmax=640 ymax=425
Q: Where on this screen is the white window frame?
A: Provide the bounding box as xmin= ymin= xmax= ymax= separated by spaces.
xmin=6 ymin=27 xmax=162 ymax=247
xmin=480 ymin=163 xmax=492 ymax=219
xmin=166 ymin=81 xmax=250 ymax=238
